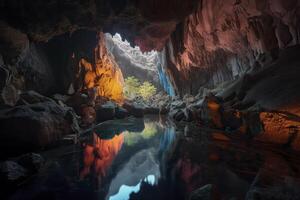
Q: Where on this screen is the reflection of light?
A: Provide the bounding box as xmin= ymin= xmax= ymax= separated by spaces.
xmin=159 ymin=126 xmax=175 ymax=151
xmin=80 ymin=133 xmax=124 ymax=181
xmin=109 ymin=175 xmax=156 ymax=200
xmin=124 ymin=122 xmax=158 ymax=146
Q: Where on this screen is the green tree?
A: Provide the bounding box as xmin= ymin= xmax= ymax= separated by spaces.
xmin=124 ymin=76 xmax=140 ymax=99
xmin=139 ymin=81 xmax=157 ymax=101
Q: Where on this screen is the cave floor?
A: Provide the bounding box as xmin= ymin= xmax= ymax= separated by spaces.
xmin=7 ymin=115 xmax=300 ymax=200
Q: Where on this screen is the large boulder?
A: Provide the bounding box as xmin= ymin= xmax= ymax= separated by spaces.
xmin=115 ymin=106 xmax=130 ymax=119
xmin=65 ymin=93 xmax=90 ymax=112
xmin=123 ymin=101 xmax=144 ymax=118
xmin=96 ymin=101 xmax=117 ymax=122
xmin=18 ymin=90 xmax=55 ymax=104
xmin=0 ymin=98 xmax=79 ymax=157
xmin=256 ymin=111 xmax=300 ymax=150
xmin=169 ymin=108 xmax=185 ymax=121
xmin=17 ymin=153 xmax=44 ymax=173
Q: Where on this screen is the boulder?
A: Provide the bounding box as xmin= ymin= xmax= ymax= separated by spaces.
xmin=65 ymin=93 xmax=90 ymax=112
xmin=17 ymin=153 xmax=44 ymax=173
xmin=256 ymin=111 xmax=300 ymax=150
xmin=96 ymin=101 xmax=117 ymax=122
xmin=0 ymin=100 xmax=78 ymax=157
xmin=115 ymin=106 xmax=130 ymax=119
xmin=52 ymin=94 xmax=70 ymax=103
xmin=169 ymin=109 xmax=185 ymax=121
xmin=0 ymin=161 xmax=27 ymax=185
xmin=170 ymin=99 xmax=186 ymax=110
xmin=18 ymin=90 xmax=55 ymax=105
xmin=79 ymin=105 xmax=96 ymax=125
xmin=123 ymin=101 xmax=144 ymax=118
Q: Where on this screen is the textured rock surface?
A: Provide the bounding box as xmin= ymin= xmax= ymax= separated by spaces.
xmin=1 ymin=0 xmax=299 ymax=100
xmin=164 ymin=0 xmax=300 ymax=95
xmin=0 ymin=0 xmax=198 ymax=51
xmin=79 ymin=32 xmax=124 ymax=103
xmin=96 ymin=101 xmax=117 ymax=122
xmin=217 ymin=45 xmax=300 ymax=116
xmin=0 ymin=93 xmax=79 ymax=157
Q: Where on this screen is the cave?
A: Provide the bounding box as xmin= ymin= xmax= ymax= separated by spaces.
xmin=1 ymin=0 xmax=300 ymax=199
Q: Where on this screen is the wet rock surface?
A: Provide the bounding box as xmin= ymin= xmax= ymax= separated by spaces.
xmin=96 ymin=101 xmax=117 ymax=122
xmin=0 ymin=92 xmax=79 ymax=157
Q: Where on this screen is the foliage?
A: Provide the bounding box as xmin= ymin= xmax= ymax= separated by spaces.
xmin=124 ymin=76 xmax=140 ymax=99
xmin=138 ymin=81 xmax=157 ymax=101
xmin=124 ymin=76 xmax=157 ymax=101
xmin=123 ymin=122 xmax=158 ymax=146
xmin=141 ymin=123 xmax=158 ymax=139
xmin=123 ymin=131 xmax=139 ymax=146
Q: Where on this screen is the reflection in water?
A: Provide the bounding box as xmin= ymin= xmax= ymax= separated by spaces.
xmin=159 ymin=126 xmax=175 ymax=151
xmin=80 ymin=133 xmax=124 ymax=185
xmin=109 ymin=175 xmax=156 ymax=200
xmin=79 ymin=117 xmax=175 ymax=200
xmin=10 ymin=116 xmax=300 ymax=200
xmin=123 ymin=121 xmax=159 ymax=146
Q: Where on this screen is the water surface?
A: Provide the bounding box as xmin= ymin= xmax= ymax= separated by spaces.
xmin=9 ymin=115 xmax=300 ymax=200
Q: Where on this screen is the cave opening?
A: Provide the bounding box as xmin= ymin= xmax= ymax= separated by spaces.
xmin=104 ymin=33 xmax=175 ymax=100
xmin=1 ymin=1 xmax=300 ymax=200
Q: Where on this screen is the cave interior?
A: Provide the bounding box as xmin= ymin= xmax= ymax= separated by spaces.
xmin=1 ymin=0 xmax=300 ymax=200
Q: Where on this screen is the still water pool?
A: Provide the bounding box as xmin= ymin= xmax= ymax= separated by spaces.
xmin=9 ymin=115 xmax=300 ymax=200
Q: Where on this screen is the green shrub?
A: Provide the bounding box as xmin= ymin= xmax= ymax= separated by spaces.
xmin=138 ymin=81 xmax=157 ymax=101
xmin=124 ymin=76 xmax=140 ymax=99
xmin=124 ymin=76 xmax=157 ymax=101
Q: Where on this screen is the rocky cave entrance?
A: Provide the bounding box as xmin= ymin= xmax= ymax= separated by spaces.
xmin=104 ymin=33 xmax=175 ymax=102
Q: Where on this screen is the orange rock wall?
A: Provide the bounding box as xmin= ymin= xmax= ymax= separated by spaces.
xmin=79 ymin=33 xmax=124 ymax=103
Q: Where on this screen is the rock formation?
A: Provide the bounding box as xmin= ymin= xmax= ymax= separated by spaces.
xmin=164 ymin=0 xmax=300 ymax=96
xmin=1 ymin=2 xmax=300 ymax=198
xmin=78 ymin=32 xmax=124 ymax=103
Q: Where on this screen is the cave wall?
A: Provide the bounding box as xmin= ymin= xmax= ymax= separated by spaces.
xmin=79 ymin=32 xmax=124 ymax=103
xmin=0 ymin=0 xmax=199 ymax=102
xmin=0 ymin=25 xmax=99 ymax=102
xmin=1 ymin=0 xmax=300 ymax=100
xmin=164 ymin=0 xmax=300 ymax=95
xmin=0 ymin=0 xmax=198 ymax=50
